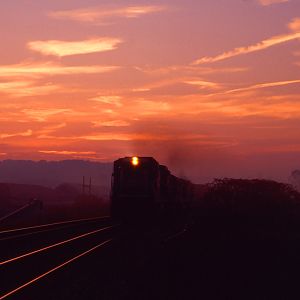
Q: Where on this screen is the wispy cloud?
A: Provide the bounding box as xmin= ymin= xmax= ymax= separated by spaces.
xmin=37 ymin=123 xmax=66 ymax=135
xmin=225 ymin=79 xmax=300 ymax=94
xmin=180 ymin=93 xmax=300 ymax=119
xmin=49 ymin=5 xmax=166 ymax=24
xmin=0 ymin=81 xmax=60 ymax=97
xmin=0 ymin=61 xmax=119 ymax=79
xmin=258 ymin=0 xmax=289 ymax=6
xmin=40 ymin=132 xmax=207 ymax=142
xmin=184 ymin=80 xmax=221 ymax=89
xmin=131 ymin=78 xmax=198 ymax=93
xmin=39 ymin=150 xmax=96 ymax=155
xmin=0 ymin=130 xmax=32 ymax=139
xmin=221 ymin=101 xmax=300 ymax=119
xmin=131 ymin=78 xmax=181 ymax=92
xmin=22 ymin=109 xmax=73 ymax=122
xmin=136 ymin=65 xmax=248 ymax=76
xmin=134 ymin=100 xmax=170 ymax=115
xmin=130 ymin=77 xmax=220 ymax=95
xmin=28 ymin=38 xmax=122 ymax=57
xmin=39 ymin=133 xmax=134 ymax=141
xmin=89 ymin=95 xmax=123 ymax=107
xmin=193 ymin=19 xmax=300 ymax=65
xmin=92 ymin=120 xmax=130 ymax=127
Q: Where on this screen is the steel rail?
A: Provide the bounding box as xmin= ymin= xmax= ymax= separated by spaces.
xmin=0 ymin=225 xmax=116 ymax=266
xmin=0 ymin=239 xmax=113 ymax=300
xmin=0 ymin=216 xmax=110 ymax=235
xmin=0 ymin=217 xmax=111 ymax=242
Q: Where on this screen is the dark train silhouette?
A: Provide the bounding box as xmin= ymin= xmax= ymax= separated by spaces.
xmin=110 ymin=157 xmax=194 ymax=220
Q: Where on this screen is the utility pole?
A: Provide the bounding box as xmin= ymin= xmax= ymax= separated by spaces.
xmin=82 ymin=176 xmax=92 ymax=197
xmin=82 ymin=176 xmax=85 ymax=194
xmin=89 ymin=177 xmax=92 ymax=197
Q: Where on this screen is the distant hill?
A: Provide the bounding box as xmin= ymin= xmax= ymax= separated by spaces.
xmin=0 ymin=160 xmax=112 ymax=188
xmin=2 ymin=183 xmax=57 ymax=204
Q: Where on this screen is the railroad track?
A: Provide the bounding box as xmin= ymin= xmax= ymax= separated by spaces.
xmin=0 ymin=216 xmax=110 ymax=239
xmin=0 ymin=217 xmax=118 ymax=299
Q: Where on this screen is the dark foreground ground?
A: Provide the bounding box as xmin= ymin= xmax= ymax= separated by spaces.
xmin=4 ymin=211 xmax=300 ymax=300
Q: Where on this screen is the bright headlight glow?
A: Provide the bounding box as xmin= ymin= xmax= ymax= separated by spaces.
xmin=131 ymin=156 xmax=139 ymax=166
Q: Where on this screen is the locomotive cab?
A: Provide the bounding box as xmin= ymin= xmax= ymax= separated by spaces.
xmin=111 ymin=157 xmax=160 ymax=221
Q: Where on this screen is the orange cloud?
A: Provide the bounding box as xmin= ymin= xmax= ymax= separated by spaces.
xmin=87 ymin=97 xmax=171 ymax=118
xmin=130 ymin=78 xmax=197 ymax=93
xmin=158 ymin=90 xmax=300 ymax=120
xmin=258 ymin=0 xmax=289 ymax=6
xmin=131 ymin=88 xmax=151 ymax=92
xmin=136 ymin=65 xmax=248 ymax=76
xmin=134 ymin=100 xmax=170 ymax=116
xmin=131 ymin=78 xmax=180 ymax=92
xmin=49 ymin=5 xmax=166 ymax=24
xmin=193 ymin=19 xmax=300 ymax=64
xmin=0 ymin=62 xmax=119 ymax=78
xmin=39 ymin=150 xmax=96 ymax=155
xmin=40 ymin=132 xmax=209 ymax=142
xmin=37 ymin=123 xmax=67 ymax=135
xmin=89 ymin=95 xmax=123 ymax=107
xmin=0 ymin=81 xmax=60 ymax=97
xmin=0 ymin=130 xmax=32 ymax=139
xmin=22 ymin=109 xmax=73 ymax=122
xmin=190 ymin=98 xmax=300 ymax=120
xmin=92 ymin=120 xmax=130 ymax=127
xmin=233 ymin=101 xmax=300 ymax=119
xmin=28 ymin=38 xmax=122 ymax=57
xmin=225 ymin=79 xmax=300 ymax=94
xmin=184 ymin=80 xmax=221 ymax=89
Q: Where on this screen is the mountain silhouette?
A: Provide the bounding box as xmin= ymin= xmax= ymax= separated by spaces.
xmin=0 ymin=160 xmax=112 ymax=188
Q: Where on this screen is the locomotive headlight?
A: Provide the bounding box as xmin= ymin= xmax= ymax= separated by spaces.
xmin=131 ymin=156 xmax=139 ymax=166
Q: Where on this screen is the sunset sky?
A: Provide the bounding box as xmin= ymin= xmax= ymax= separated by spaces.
xmin=1 ymin=0 xmax=300 ymax=182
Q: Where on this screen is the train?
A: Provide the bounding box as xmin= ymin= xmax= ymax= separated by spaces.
xmin=110 ymin=156 xmax=195 ymax=221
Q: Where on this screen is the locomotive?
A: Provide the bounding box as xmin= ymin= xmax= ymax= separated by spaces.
xmin=110 ymin=156 xmax=194 ymax=221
